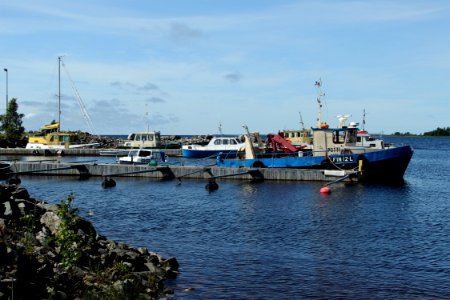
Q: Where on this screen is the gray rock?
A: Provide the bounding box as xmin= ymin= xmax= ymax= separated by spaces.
xmin=0 ymin=184 xmax=179 ymax=299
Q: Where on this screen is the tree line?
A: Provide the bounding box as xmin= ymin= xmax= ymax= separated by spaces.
xmin=393 ymin=127 xmax=450 ymax=136
xmin=422 ymin=127 xmax=450 ymax=136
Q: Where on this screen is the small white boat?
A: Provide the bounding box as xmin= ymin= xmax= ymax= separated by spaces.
xmin=182 ymin=136 xmax=245 ymax=158
xmin=356 ymin=130 xmax=392 ymax=149
xmin=118 ymin=149 xmax=167 ymax=165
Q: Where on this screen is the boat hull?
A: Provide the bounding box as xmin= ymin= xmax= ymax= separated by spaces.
xmin=358 ymin=145 xmax=413 ymax=182
xmin=181 ymin=149 xmax=239 ymax=159
xmin=25 ymin=142 xmax=100 ymax=150
xmin=216 ymin=145 xmax=413 ymax=182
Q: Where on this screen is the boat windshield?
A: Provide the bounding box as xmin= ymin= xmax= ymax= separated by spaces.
xmin=139 ymin=150 xmax=152 ymax=157
xmin=345 ymin=129 xmax=357 ymax=143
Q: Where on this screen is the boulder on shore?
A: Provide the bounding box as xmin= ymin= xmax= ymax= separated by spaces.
xmin=0 ymin=184 xmax=178 ymax=299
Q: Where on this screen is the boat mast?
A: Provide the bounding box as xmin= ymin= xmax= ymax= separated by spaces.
xmin=58 ymin=56 xmax=62 ymax=132
xmin=362 ymin=109 xmax=366 ymax=131
xmin=145 ymin=103 xmax=149 ymax=132
xmin=315 ymin=79 xmax=324 ymax=127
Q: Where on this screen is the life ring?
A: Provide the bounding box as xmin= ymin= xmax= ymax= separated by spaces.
xmin=319 ymin=123 xmax=329 ymax=129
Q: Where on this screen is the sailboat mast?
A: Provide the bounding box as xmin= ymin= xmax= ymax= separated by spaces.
xmin=58 ymin=56 xmax=62 ymax=132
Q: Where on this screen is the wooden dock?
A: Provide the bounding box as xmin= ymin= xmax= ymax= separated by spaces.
xmin=4 ymin=161 xmax=336 ymax=182
xmin=0 ymin=148 xmax=182 ymax=157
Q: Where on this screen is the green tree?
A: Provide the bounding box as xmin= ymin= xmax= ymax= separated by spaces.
xmin=423 ymin=127 xmax=450 ymax=136
xmin=0 ymin=98 xmax=25 ymax=140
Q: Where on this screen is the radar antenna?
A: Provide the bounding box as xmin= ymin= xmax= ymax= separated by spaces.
xmin=336 ymin=114 xmax=351 ymax=128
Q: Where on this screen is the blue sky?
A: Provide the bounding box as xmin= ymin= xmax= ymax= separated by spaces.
xmin=1 ymin=0 xmax=449 ymax=135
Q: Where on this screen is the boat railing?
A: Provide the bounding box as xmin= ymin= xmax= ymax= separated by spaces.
xmin=253 ymin=147 xmax=373 ymax=159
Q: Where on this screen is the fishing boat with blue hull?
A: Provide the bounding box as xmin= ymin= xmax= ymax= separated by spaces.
xmin=216 ymin=122 xmax=413 ymax=182
xmin=216 ymin=80 xmax=413 ymax=182
xmin=182 ymin=136 xmax=245 ymax=159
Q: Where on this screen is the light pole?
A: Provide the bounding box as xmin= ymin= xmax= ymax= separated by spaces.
xmin=3 ymin=68 xmax=7 ymax=112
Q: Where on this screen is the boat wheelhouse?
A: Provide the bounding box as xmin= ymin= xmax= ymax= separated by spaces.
xmin=280 ymin=129 xmax=312 ymax=148
xmin=121 ymin=131 xmax=162 ymax=149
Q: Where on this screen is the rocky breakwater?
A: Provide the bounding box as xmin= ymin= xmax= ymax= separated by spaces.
xmin=0 ymin=184 xmax=179 ymax=299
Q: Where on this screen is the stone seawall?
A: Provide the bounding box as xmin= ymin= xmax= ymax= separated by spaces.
xmin=0 ymin=184 xmax=179 ymax=299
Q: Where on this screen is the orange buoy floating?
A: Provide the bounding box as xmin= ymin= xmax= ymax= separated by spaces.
xmin=320 ymin=186 xmax=331 ymax=194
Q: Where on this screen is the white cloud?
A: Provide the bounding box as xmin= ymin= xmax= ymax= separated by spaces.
xmin=3 ymin=0 xmax=450 ymax=134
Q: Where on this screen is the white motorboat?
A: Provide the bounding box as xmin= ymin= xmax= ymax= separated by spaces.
xmin=118 ymin=149 xmax=167 ymax=165
xmin=181 ymin=136 xmax=245 ymax=159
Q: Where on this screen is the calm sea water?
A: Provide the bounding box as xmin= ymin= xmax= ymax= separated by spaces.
xmin=3 ymin=136 xmax=450 ymax=299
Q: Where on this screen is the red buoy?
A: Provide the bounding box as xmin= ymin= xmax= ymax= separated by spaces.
xmin=320 ymin=186 xmax=331 ymax=194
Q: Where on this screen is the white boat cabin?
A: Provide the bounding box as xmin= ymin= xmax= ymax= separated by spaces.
xmin=312 ymin=125 xmax=360 ymax=156
xmin=312 ymin=122 xmax=390 ymax=156
xmin=356 ymin=130 xmax=392 ymax=149
xmin=122 ymin=131 xmax=161 ymax=148
xmin=208 ymin=136 xmax=242 ymax=147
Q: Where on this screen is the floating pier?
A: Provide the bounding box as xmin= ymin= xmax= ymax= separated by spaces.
xmin=0 ymin=148 xmax=182 ymax=157
xmin=3 ymin=161 xmax=351 ymax=182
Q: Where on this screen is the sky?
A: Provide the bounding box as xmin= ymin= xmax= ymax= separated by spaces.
xmin=1 ymin=0 xmax=449 ymax=135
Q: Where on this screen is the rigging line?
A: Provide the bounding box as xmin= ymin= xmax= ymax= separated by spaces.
xmin=47 ymin=59 xmax=60 ymax=121
xmin=61 ymin=61 xmax=97 ymax=135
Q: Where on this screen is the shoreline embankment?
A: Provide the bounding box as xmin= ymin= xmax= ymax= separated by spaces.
xmin=0 ymin=184 xmax=179 ymax=299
